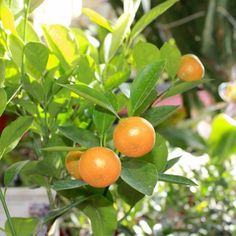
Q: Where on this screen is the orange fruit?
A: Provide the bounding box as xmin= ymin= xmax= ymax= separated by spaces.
xmin=65 ymin=150 xmax=82 ymax=179
xmin=113 ymin=117 xmax=155 ymax=157
xmin=79 ymin=147 xmax=121 ymax=188
xmin=177 ymin=54 xmax=204 ymax=81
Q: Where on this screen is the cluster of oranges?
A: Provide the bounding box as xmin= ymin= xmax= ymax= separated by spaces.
xmin=65 ymin=54 xmax=204 ymax=188
xmin=65 ymin=117 xmax=155 ymax=188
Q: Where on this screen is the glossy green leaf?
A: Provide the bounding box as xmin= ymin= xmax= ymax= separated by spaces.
xmin=59 ymin=125 xmax=99 ymax=148
xmin=160 ymin=40 xmax=181 ymax=78
xmin=82 ymin=8 xmax=113 ymax=32
xmin=104 ymin=70 xmax=130 ymax=90
xmin=141 ymin=134 xmax=168 ymax=173
xmin=158 ymin=173 xmax=197 ymax=186
xmin=93 ymin=107 xmax=116 ymax=135
xmin=130 ymin=0 xmax=178 ymax=41
xmin=59 ymin=83 xmax=118 ymax=116
xmin=128 ymin=61 xmax=165 ymax=116
xmin=0 ymin=116 xmax=33 ymax=159
xmin=42 ymin=146 xmax=84 ymax=152
xmin=24 ymin=42 xmax=49 ymax=78
xmin=143 ymin=105 xmax=179 ymax=127
xmin=118 ymin=181 xmax=144 ymax=206
xmin=5 ymin=217 xmax=38 ymax=236
xmin=0 ymin=88 xmax=7 ymax=116
xmin=52 ymin=179 xmax=87 ymax=191
xmin=164 ymin=156 xmax=181 ymax=171
xmin=121 ymin=159 xmax=158 ymax=195
xmin=4 ymin=160 xmax=30 ymax=187
xmin=43 ymin=197 xmax=87 ymax=223
xmin=162 ymin=80 xmax=204 ymax=99
xmin=133 ymin=41 xmax=161 ymax=71
xmin=0 ymin=59 xmax=5 ymax=88
xmin=80 ymin=195 xmax=117 ymax=236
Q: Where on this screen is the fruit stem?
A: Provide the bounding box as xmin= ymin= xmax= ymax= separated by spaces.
xmin=0 ymin=188 xmax=17 ymax=236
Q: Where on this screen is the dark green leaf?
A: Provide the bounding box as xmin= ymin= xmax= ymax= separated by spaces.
xmin=130 ymin=0 xmax=178 ymax=41
xmin=121 ymin=159 xmax=158 ymax=195
xmin=41 ymin=146 xmax=84 ymax=152
xmin=59 ymin=83 xmax=118 ymax=116
xmin=164 ymin=156 xmax=181 ymax=171
xmin=158 ymin=173 xmax=197 ymax=186
xmin=43 ymin=197 xmax=87 ymax=223
xmin=141 ymin=134 xmax=168 ymax=173
xmin=128 ymin=61 xmax=165 ymax=116
xmin=93 ymin=107 xmax=116 ymax=135
xmin=118 ymin=181 xmax=144 ymax=206
xmin=5 ymin=217 xmax=38 ymax=236
xmin=52 ymin=179 xmax=87 ymax=191
xmin=4 ymin=160 xmax=30 ymax=187
xmin=143 ymin=105 xmax=179 ymax=127
xmin=80 ymin=195 xmax=117 ymax=236
xmin=59 ymin=125 xmax=99 ymax=148
xmin=0 ymin=88 xmax=7 ymax=116
xmin=0 ymin=116 xmax=33 ymax=159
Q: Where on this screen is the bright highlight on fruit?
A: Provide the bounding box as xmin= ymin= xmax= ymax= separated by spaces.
xmin=177 ymin=54 xmax=204 ymax=82
xmin=65 ymin=150 xmax=82 ymax=180
xmin=79 ymin=147 xmax=121 ymax=188
xmin=113 ymin=117 xmax=155 ymax=158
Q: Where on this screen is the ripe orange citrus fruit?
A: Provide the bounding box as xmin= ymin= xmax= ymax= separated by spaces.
xmin=113 ymin=117 xmax=155 ymax=157
xmin=177 ymin=54 xmax=204 ymax=81
xmin=79 ymin=147 xmax=121 ymax=188
xmin=65 ymin=150 xmax=82 ymax=179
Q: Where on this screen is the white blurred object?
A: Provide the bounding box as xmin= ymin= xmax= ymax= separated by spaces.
xmin=33 ymin=0 xmax=82 ymax=35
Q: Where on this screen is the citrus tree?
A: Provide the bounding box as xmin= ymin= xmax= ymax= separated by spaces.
xmin=0 ymin=0 xmax=206 ymax=235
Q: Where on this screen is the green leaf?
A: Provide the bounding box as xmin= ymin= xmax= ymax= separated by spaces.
xmin=24 ymin=42 xmax=49 ymax=78
xmin=82 ymin=8 xmax=113 ymax=32
xmin=162 ymin=80 xmax=204 ymax=99
xmin=43 ymin=197 xmax=87 ymax=223
xmin=59 ymin=83 xmax=118 ymax=116
xmin=4 ymin=160 xmax=30 ymax=187
xmin=158 ymin=173 xmax=197 ymax=186
xmin=0 ymin=116 xmax=33 ymax=159
xmin=42 ymin=146 xmax=84 ymax=152
xmin=30 ymin=0 xmax=45 ymax=12
xmin=130 ymin=0 xmax=178 ymax=41
xmin=16 ymin=19 xmax=40 ymax=43
xmin=8 ymin=34 xmax=24 ymax=68
xmin=52 ymin=179 xmax=87 ymax=191
xmin=80 ymin=195 xmax=117 ymax=236
xmin=142 ymin=105 xmax=179 ymax=127
xmin=133 ymin=41 xmax=161 ymax=71
xmin=128 ymin=61 xmax=165 ymax=116
xmin=22 ymin=75 xmax=45 ymax=103
xmin=141 ymin=134 xmax=168 ymax=173
xmin=59 ymin=125 xmax=99 ymax=148
xmin=121 ymin=159 xmax=158 ymax=195
xmin=93 ymin=107 xmax=116 ymax=135
xmin=0 ymin=59 xmax=5 ymax=88
xmin=118 ymin=181 xmax=144 ymax=206
xmin=5 ymin=217 xmax=38 ymax=236
xmin=164 ymin=156 xmax=181 ymax=171
xmin=104 ymin=70 xmax=130 ymax=90
xmin=160 ymin=39 xmax=181 ymax=78
xmin=0 ymin=88 xmax=7 ymax=116
xmin=42 ymin=25 xmax=77 ymax=70
xmin=105 ymin=13 xmax=130 ymax=61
